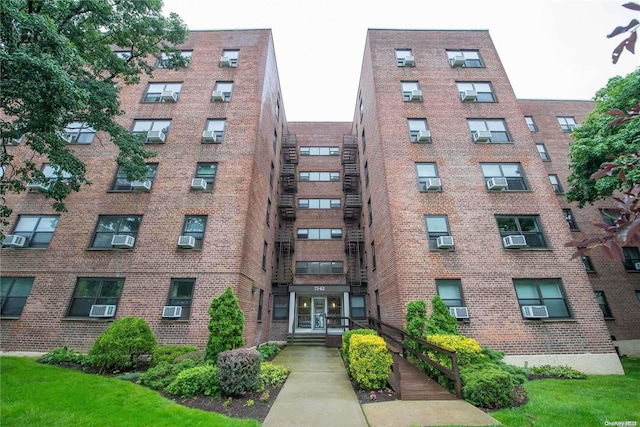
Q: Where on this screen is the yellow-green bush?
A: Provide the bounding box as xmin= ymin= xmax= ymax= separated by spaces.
xmin=426 ymin=334 xmax=487 ymax=369
xmin=348 ymin=334 xmax=392 ymax=389
xmin=341 ymin=329 xmax=378 ymax=369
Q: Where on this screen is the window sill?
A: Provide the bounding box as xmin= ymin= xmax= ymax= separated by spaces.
xmin=86 ymin=248 xmax=135 ymax=251
xmin=625 ymin=270 xmax=640 ymax=273
xmin=524 ymin=318 xmax=577 ymax=324
xmin=0 ymin=316 xmax=21 ymax=320
xmin=503 ymin=248 xmax=553 ymax=252
xmin=474 ymin=141 xmax=514 ymax=144
xmin=160 ymin=319 xmax=190 ymax=323
xmin=62 ymin=317 xmax=115 ymax=322
xmin=272 ymin=319 xmax=288 ymax=323
xmin=587 ymin=270 xmax=597 ymax=274
xmin=604 ymin=317 xmax=615 ymax=321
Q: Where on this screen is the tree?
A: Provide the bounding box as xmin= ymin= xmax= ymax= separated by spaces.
xmin=0 ymin=0 xmax=188 ymax=230
xmin=205 ymin=287 xmax=245 ymax=363
xmin=426 ymin=296 xmax=458 ymax=336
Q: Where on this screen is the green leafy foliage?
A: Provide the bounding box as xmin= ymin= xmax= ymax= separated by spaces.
xmin=348 ymin=334 xmax=392 ymax=390
xmin=530 ymin=364 xmax=587 ymax=379
xmin=259 ymin=362 xmax=290 ymax=388
xmin=217 ymin=348 xmax=261 ymax=397
xmin=426 ymin=296 xmax=458 ymax=335
xmin=138 ymin=359 xmax=200 ymax=391
xmin=38 ymin=347 xmax=90 ymax=367
xmin=0 ymin=0 xmax=188 ymax=230
xmin=166 ymin=365 xmax=219 ymax=398
xmin=426 ymin=334 xmax=486 ymax=368
xmin=461 ymin=364 xmax=515 ymax=409
xmin=151 ymin=345 xmax=199 ymax=367
xmin=257 ymin=343 xmax=282 ymax=361
xmin=341 ymin=329 xmax=378 ymax=369
xmin=175 ymin=350 xmax=207 ymax=364
xmin=88 ymin=317 xmax=157 ymax=373
xmin=404 ymin=300 xmax=428 ymax=337
xmin=206 ymin=287 xmax=245 ymax=363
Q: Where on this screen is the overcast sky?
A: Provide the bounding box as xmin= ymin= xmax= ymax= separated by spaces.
xmin=162 ymin=0 xmax=639 ymax=122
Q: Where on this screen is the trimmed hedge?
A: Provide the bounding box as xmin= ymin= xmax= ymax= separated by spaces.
xmin=166 ymin=364 xmax=219 ymax=398
xmin=426 ymin=334 xmax=487 ymax=368
xmin=342 ymin=329 xmax=378 ymax=369
xmin=348 ymin=334 xmax=392 ymax=390
xmin=151 ymin=345 xmax=199 ymax=366
xmin=217 ymin=348 xmax=261 ymax=396
xmin=139 ymin=359 xmax=200 ymax=390
xmin=461 ymin=364 xmax=515 ymax=409
xmin=259 ymin=362 xmax=290 ymax=388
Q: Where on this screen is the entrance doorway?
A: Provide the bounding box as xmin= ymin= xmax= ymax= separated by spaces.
xmin=295 ymin=295 xmax=343 ymax=333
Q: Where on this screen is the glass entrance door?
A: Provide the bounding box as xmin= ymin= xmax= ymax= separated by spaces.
xmin=312 ymin=297 xmax=326 ymax=330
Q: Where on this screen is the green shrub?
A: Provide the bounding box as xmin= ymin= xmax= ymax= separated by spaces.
xmin=461 ymin=364 xmax=515 ymax=409
xmin=166 ymin=365 xmax=219 ymax=398
xmin=481 ymin=347 xmax=529 ymax=386
xmin=217 ymin=348 xmax=261 ymax=396
xmin=206 ymin=287 xmax=244 ymax=363
xmin=139 ymin=359 xmax=200 ymax=390
xmin=38 ymin=347 xmax=90 ymax=367
xmin=405 ymin=300 xmax=428 ymax=337
xmin=174 ymin=350 xmax=206 ymax=364
xmin=259 ymin=362 xmax=290 ymax=388
xmin=426 ymin=334 xmax=487 ymax=368
xmin=426 ymin=296 xmax=458 ymax=335
xmin=530 ymin=364 xmax=587 ymax=379
xmin=349 ymin=334 xmax=392 ymax=390
xmin=88 ymin=317 xmax=157 ymax=373
xmin=151 ymin=345 xmax=198 ymax=366
xmin=341 ymin=329 xmax=377 ymax=369
xmin=257 ymin=343 xmax=282 ymax=361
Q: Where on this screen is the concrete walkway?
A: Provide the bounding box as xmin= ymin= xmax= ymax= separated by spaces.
xmin=263 ymin=346 xmax=500 ymax=427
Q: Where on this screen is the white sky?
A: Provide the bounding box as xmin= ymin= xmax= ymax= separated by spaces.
xmin=162 ymin=0 xmax=639 ymax=122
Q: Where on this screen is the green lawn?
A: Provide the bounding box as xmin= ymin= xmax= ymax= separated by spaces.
xmin=0 ymin=357 xmax=259 ymax=427
xmin=492 ymin=358 xmax=640 ymax=427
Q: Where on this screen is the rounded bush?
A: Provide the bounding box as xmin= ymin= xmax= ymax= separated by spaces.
xmin=260 ymin=362 xmax=290 ymax=388
xmin=349 ymin=334 xmax=392 ymax=390
xmin=88 ymin=317 xmax=157 ymax=373
xmin=151 ymin=345 xmax=198 ymax=366
xmin=461 ymin=364 xmax=514 ymax=409
xmin=342 ymin=329 xmax=377 ymax=368
xmin=217 ymin=348 xmax=261 ymax=396
xmin=139 ymin=359 xmax=199 ymax=390
xmin=166 ymin=365 xmax=219 ymax=398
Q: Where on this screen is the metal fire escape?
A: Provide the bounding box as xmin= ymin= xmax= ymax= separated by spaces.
xmin=342 ymin=135 xmax=367 ymax=287
xmin=273 ymin=134 xmax=297 ymax=287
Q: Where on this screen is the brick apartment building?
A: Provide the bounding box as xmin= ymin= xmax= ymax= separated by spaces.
xmin=1 ymin=29 xmax=637 ymax=373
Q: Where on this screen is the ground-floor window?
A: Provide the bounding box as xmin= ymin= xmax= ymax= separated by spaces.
xmin=350 ymin=295 xmax=366 ymax=319
xmin=272 ymin=295 xmax=288 ymax=320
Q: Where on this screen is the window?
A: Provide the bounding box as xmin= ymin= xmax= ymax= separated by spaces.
xmin=513 ymin=279 xmax=570 ymax=318
xmin=600 ymin=209 xmax=619 ymax=227
xmin=425 ymin=215 xmax=451 ymax=250
xmin=295 ymin=261 xmax=343 ymax=274
xmin=351 ymin=295 xmax=366 ymax=318
xmin=142 ymin=83 xmax=182 ymax=103
xmin=298 ymin=172 xmax=340 ymax=182
xmin=220 ymin=49 xmax=239 ymax=67
xmin=371 ymin=241 xmax=377 ymax=270
xmin=362 ymin=129 xmax=366 ymax=151
xmin=446 ymin=50 xmax=483 ymax=67
xmin=41 ymin=164 xmax=72 ymax=183
xmin=408 ymin=119 xmax=430 ymax=142
xmin=90 ymin=215 xmax=142 ymax=248
xmin=68 ymin=278 xmax=124 ymax=317
xmin=368 ymin=198 xmax=373 ymax=226
xmin=299 ymin=147 xmax=339 ymax=156
xmin=468 ymin=119 xmax=511 ymax=143
xmin=563 ymin=209 xmax=579 ymax=231
xmin=594 ymin=291 xmax=612 ymax=318
xmin=203 ymin=119 xmax=226 ymax=142
xmin=132 ymin=119 xmax=171 ymax=143
xmin=213 ymin=81 xmax=233 ymax=101
xmin=496 ymin=216 xmax=547 ymax=248
xmin=416 ymin=163 xmax=440 ymax=192
xmin=273 ymin=130 xmax=278 ymax=153
xmin=110 ymin=163 xmax=158 ymax=191
xmin=581 ymin=254 xmax=596 ymax=272
xmin=273 ymin=295 xmax=289 ymax=320
xmin=557 ymin=116 xmax=577 ymax=132
xmin=62 ymin=122 xmax=96 ymax=144
xmin=622 ymin=247 xmax=640 ymax=271
xmin=194 ymin=163 xmax=218 ymax=191
xmin=181 ymin=216 xmax=207 ymax=250
xmin=401 ymin=81 xmax=422 ymax=102
xmin=165 ymin=279 xmax=195 ymax=320
xmin=297 ymin=229 xmax=342 ymax=240
xmin=549 ymin=175 xmax=563 ymax=193
xmin=10 ymin=215 xmax=59 ymax=248
xmin=253 ymin=289 xmax=263 ymax=321
xmin=1 ymin=277 xmax=34 ymax=316
xmin=536 ymin=143 xmax=550 ymax=161
xmin=525 ymin=116 xmax=538 ymax=132
xmin=114 ymin=50 xmax=131 ymax=60
xmin=156 ymin=50 xmax=192 ymax=68
xmin=297 ymin=199 xmax=341 ymax=209
xmin=275 ymin=98 xmax=280 ymax=122
xmin=266 ymin=199 xmax=271 ymax=226
xmin=262 ymin=242 xmax=268 ymax=270
xmin=456 ymin=82 xmax=496 ymax=102
xmin=364 ymin=162 xmax=370 ymax=187
xmin=436 ymin=279 xmax=464 ymax=307
xmin=481 ymin=163 xmax=527 ymax=191
xmin=359 ymin=97 xmax=364 ymax=120
xmin=270 ymin=163 xmax=275 ymax=187
xmin=395 ymin=48 xmax=414 ymax=66
xmin=375 ymin=290 xmax=381 ymax=319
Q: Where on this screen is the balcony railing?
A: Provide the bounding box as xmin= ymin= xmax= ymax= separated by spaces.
xmin=278 ymin=195 xmax=296 ymax=220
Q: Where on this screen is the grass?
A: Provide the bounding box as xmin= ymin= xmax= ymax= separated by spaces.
xmin=0 ymin=357 xmax=259 ymax=427
xmin=492 ymin=358 xmax=640 ymax=427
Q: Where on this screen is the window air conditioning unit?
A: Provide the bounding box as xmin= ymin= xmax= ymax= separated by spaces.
xmin=212 ymin=91 xmax=226 ymax=101
xmin=449 ymin=307 xmax=469 ymax=319
xmin=436 ymin=235 xmax=454 ymax=249
xmin=219 ymin=56 xmax=232 ymax=67
xmin=425 ymin=177 xmax=442 ymax=191
xmin=450 ymin=55 xmax=465 ymax=67
xmin=178 ymin=235 xmax=196 ymax=248
xmin=111 ymin=234 xmax=135 ymax=248
xmin=3 ymin=135 xmax=24 ymax=145
xmin=146 ymin=130 xmax=166 ymax=143
xmin=409 ymin=90 xmax=423 ymax=101
xmin=130 ymin=180 xmax=152 ymax=192
xmin=162 ymin=305 xmax=183 ymax=318
xmin=461 ymin=89 xmax=478 ymax=101
xmin=635 ymin=262 xmax=640 ymax=270
xmin=503 ymin=235 xmax=527 ymax=248
xmin=58 ymin=132 xmax=74 ymax=144
xmin=402 ymin=55 xmax=415 ymax=66
xmin=190 ymin=178 xmax=208 ymax=191
xmin=161 ymin=90 xmax=178 ymax=103
xmin=27 ymin=182 xmax=51 ymax=192
xmin=202 ymin=130 xmax=218 ymax=143
xmin=522 ymin=305 xmax=549 ymax=319
xmin=417 ymin=129 xmax=432 ymax=142
xmin=473 ymin=130 xmax=492 ymax=143
xmin=89 ymin=304 xmax=116 ymax=318
xmin=486 ymin=177 xmax=508 ymax=191
xmin=2 ymin=234 xmax=27 ymax=248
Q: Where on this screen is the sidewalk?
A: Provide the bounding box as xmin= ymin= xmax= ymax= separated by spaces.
xmin=263 ymin=346 xmax=500 ymax=427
